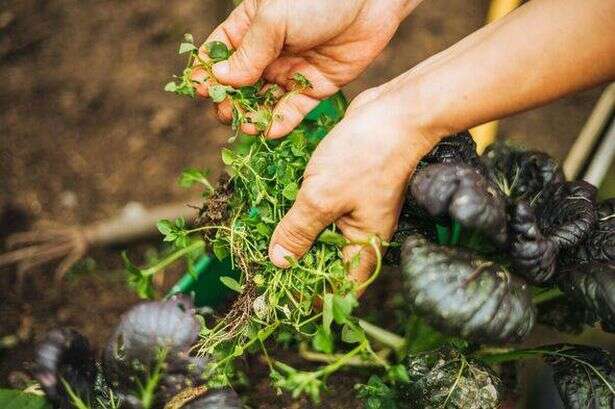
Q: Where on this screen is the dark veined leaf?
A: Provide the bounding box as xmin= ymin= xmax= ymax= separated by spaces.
xmin=510 ymin=181 xmax=598 ymax=284
xmin=31 ymin=328 xmax=96 ymax=408
xmin=537 ymin=181 xmax=597 ymax=249
xmin=410 ymin=163 xmax=508 ymax=245
xmin=0 ymin=390 xmax=51 ymax=409
xmin=481 ymin=142 xmax=564 ymax=203
xmin=559 ymin=262 xmax=615 ymax=333
xmin=569 ymin=198 xmax=615 ymax=265
xmin=401 ymin=234 xmax=535 ymax=344
xmin=509 ymin=201 xmax=558 ymax=284
xmin=418 ymin=131 xmax=482 ymax=169
xmin=102 ymin=296 xmax=208 ymax=406
xmin=536 ymin=297 xmax=595 ymax=334
xmin=543 ymin=344 xmax=615 ymax=409
xmin=397 ymin=348 xmax=504 ymax=409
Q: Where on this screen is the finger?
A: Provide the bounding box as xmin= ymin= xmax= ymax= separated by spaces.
xmin=263 ymin=56 xmax=340 ymax=99
xmin=200 ymin=1 xmax=256 ymax=58
xmin=267 ymin=93 xmax=320 ymax=139
xmin=212 ymin=6 xmax=286 ymax=87
xmin=193 ymin=1 xmax=255 ymax=95
xmin=269 ymin=190 xmax=340 ymax=268
xmin=216 ymin=99 xmax=233 ymax=124
xmin=191 ymin=67 xmax=211 ymax=98
xmin=338 ymin=223 xmax=379 ymax=295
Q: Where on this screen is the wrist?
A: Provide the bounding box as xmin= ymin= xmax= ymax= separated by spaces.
xmin=376 ymin=75 xmax=449 ymax=162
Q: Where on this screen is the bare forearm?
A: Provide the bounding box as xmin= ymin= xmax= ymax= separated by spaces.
xmin=398 ymin=0 xmax=615 ymax=138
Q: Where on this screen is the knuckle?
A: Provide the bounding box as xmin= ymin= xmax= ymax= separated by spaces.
xmin=276 ymin=218 xmax=313 ymax=252
xmin=231 ymin=47 xmax=255 ymax=74
xmin=299 ymin=186 xmax=335 ymax=221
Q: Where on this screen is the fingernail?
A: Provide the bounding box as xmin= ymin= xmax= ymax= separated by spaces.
xmin=270 ymin=244 xmax=294 ymax=268
xmin=213 ymin=61 xmax=230 ymax=78
xmin=191 ymin=69 xmax=207 ymax=84
xmin=267 ymin=114 xmax=285 ymax=138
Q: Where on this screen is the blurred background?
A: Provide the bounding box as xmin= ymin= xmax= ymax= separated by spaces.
xmin=0 ymin=0 xmax=613 ymax=408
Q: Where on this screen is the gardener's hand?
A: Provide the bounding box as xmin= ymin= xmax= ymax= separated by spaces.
xmin=267 ymin=82 xmax=441 ymax=285
xmin=192 ymin=0 xmax=421 ymax=138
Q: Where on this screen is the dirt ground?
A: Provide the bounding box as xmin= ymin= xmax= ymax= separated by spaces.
xmin=0 ymin=0 xmax=608 ymax=408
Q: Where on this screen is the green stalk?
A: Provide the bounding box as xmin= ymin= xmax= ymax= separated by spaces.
xmin=143 ymin=240 xmax=205 ymax=276
xmin=358 ymin=319 xmax=406 ymax=353
xmin=531 ymin=287 xmax=564 ymax=305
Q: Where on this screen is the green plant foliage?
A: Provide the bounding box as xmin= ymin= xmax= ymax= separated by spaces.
xmin=355 ymin=376 xmax=399 ymax=409
xmin=0 ymin=389 xmax=52 ymax=409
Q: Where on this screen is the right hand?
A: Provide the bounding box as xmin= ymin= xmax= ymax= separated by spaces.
xmin=192 ymin=0 xmax=421 ymax=138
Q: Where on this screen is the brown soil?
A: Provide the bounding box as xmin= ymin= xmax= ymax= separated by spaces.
xmin=0 ymin=0 xmax=607 ymax=407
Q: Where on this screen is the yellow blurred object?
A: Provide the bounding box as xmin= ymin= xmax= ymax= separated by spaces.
xmin=470 ymin=0 xmax=522 ymax=153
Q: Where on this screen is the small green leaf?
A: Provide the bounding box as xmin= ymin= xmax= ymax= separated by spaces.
xmin=204 ymin=41 xmax=231 ymax=62
xmin=251 ymin=109 xmax=271 ymax=130
xmin=386 ymin=364 xmax=410 ymax=384
xmin=209 ymin=84 xmax=229 ymax=103
xmin=292 ymin=73 xmax=312 ymax=90
xmin=221 ymin=148 xmax=236 ymax=165
xmin=282 ymin=182 xmax=299 ymax=201
xmin=213 ymin=241 xmax=229 ymax=261
xmin=178 ymin=168 xmax=209 ymax=188
xmin=256 ymin=223 xmax=272 ymax=236
xmin=183 ymin=33 xmax=194 ymax=44
xmin=0 ymin=389 xmax=52 ymax=409
xmin=164 ymin=81 xmax=177 ymax=92
xmin=156 ymin=219 xmax=174 ymax=235
xmin=178 ymin=42 xmax=198 ymax=54
xmin=318 ymin=229 xmax=347 ymax=247
xmin=220 ymin=276 xmax=243 ymax=293
xmin=332 ymin=293 xmax=357 ymax=325
xmin=341 ymin=323 xmax=364 ymax=344
xmin=313 ymin=325 xmax=334 ymax=353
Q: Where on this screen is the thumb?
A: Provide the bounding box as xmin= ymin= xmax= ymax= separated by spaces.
xmin=213 ymin=8 xmax=284 ymax=87
xmin=269 ymin=193 xmax=339 ymax=268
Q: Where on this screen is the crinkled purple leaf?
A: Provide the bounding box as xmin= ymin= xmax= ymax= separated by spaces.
xmin=559 ymin=262 xmax=615 ymax=333
xmin=410 ymin=163 xmax=508 ymax=245
xmin=509 ymin=201 xmax=558 ymax=284
xmin=32 ymin=328 xmax=97 ymax=409
xmin=401 ymin=235 xmax=535 ymax=344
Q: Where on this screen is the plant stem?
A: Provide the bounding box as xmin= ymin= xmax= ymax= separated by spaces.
xmin=298 ymin=343 xmax=387 ymax=367
xmin=532 ymin=287 xmax=564 ymax=305
xmin=143 ymin=240 xmax=205 ymax=276
xmin=358 ymin=319 xmax=406 ymax=353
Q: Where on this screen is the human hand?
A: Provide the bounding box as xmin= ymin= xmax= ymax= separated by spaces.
xmin=267 ymin=82 xmax=441 ymax=287
xmin=192 ymin=0 xmax=421 ymax=138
